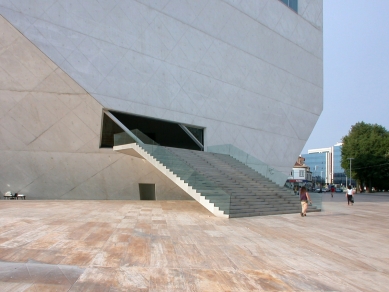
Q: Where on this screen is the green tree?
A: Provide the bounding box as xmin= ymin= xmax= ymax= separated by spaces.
xmin=341 ymin=122 xmax=389 ymax=191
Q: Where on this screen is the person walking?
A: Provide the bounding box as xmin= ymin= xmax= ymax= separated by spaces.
xmin=299 ymin=186 xmax=312 ymax=217
xmin=346 ymin=185 xmax=354 ymax=205
xmin=330 ymin=185 xmax=335 ymax=198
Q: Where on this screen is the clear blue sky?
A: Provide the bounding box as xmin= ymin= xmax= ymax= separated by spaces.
xmin=301 ymin=0 xmax=389 ymax=154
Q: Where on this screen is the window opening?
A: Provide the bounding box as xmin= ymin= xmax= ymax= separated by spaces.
xmin=280 ymin=0 xmax=298 ymax=13
xmin=100 ymin=110 xmax=204 ymax=150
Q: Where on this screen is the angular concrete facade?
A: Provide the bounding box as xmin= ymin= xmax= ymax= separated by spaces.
xmin=0 ymin=0 xmax=323 ymax=200
xmin=0 ymin=16 xmax=192 ymax=200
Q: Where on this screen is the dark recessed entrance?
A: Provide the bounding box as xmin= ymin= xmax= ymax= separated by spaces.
xmin=139 ymin=184 xmax=156 ymax=200
xmin=100 ymin=110 xmax=204 ymax=150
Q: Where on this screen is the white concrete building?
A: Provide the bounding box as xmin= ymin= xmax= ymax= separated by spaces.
xmin=286 ymin=156 xmax=312 ymax=189
xmin=0 ymin=0 xmax=323 ymax=202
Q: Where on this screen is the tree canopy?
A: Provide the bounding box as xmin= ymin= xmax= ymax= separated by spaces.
xmin=341 ymin=122 xmax=389 ymax=190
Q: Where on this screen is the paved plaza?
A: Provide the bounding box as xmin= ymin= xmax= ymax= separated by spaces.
xmin=0 ymin=193 xmax=388 ymax=291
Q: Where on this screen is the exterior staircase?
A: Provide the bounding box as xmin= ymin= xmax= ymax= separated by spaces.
xmin=114 ymin=141 xmax=320 ymax=218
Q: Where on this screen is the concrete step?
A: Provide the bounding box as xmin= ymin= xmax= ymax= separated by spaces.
xmin=229 ymin=209 xmax=301 ymax=218
xmin=162 ymin=146 xmax=316 ymax=217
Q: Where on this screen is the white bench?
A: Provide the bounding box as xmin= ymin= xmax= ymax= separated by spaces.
xmin=16 ymin=194 xmax=26 ymax=200
xmin=3 ymin=191 xmax=13 ymax=199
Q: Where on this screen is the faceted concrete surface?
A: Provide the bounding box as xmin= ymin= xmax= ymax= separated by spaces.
xmin=0 ymin=0 xmax=323 ymax=174
xmin=0 ymin=15 xmax=192 ymax=201
xmin=0 ymin=193 xmax=388 ymax=291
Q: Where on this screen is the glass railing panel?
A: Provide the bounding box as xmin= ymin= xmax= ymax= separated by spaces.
xmin=114 ymin=129 xmax=159 ymax=147
xmin=207 ymin=144 xmax=288 ymax=186
xmin=131 ymin=129 xmax=158 ymax=145
xmin=140 ymin=143 xmax=231 ymax=214
xmin=114 ymin=131 xmax=232 ymax=214
xmin=308 ymin=192 xmax=323 ymax=211
xmin=114 ymin=132 xmax=136 ymax=146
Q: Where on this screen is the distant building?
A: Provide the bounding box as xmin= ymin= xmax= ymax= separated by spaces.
xmin=302 ymin=143 xmax=355 ymax=187
xmin=287 ymin=156 xmax=312 ymax=188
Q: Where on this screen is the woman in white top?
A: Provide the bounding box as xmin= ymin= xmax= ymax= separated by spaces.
xmin=346 ymin=185 xmax=354 ymax=205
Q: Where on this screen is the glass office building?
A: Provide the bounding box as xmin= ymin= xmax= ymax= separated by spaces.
xmin=333 ymin=144 xmax=347 ymax=185
xmin=303 ymin=152 xmax=327 ymax=187
xmin=302 ymin=143 xmax=355 ymax=187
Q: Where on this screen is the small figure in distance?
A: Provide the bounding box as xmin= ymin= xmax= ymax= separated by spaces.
xmin=299 ymin=186 xmax=312 ymax=217
xmin=346 ymin=185 xmax=354 ymax=205
xmin=330 ymin=185 xmax=335 ymax=198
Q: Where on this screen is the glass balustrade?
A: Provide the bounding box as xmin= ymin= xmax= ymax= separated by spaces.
xmin=113 ymin=131 xmax=136 ymax=146
xmin=114 ymin=131 xmax=232 ymax=214
xmin=131 ymin=129 xmax=159 ymax=145
xmin=113 ymin=133 xmax=320 ymax=214
xmin=207 ymin=144 xmax=288 ymax=186
xmin=308 ymin=192 xmax=323 ymax=211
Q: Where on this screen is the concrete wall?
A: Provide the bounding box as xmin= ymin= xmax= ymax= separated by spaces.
xmin=0 ymin=0 xmax=323 ymax=176
xmin=0 ymin=16 xmax=193 ymax=200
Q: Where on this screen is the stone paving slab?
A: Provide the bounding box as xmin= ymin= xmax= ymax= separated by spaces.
xmin=0 ymin=193 xmax=388 ymax=291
